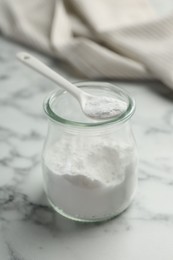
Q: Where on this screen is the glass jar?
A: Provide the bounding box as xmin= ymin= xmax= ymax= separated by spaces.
xmin=42 ymin=82 xmax=137 ymax=222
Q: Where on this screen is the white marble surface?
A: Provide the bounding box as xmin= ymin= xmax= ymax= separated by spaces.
xmin=0 ymin=35 xmax=173 ymax=260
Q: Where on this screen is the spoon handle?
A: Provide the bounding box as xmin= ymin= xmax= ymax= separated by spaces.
xmin=16 ymin=52 xmax=83 ymax=100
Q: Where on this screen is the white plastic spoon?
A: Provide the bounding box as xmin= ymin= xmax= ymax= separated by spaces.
xmin=16 ymin=52 xmax=127 ymax=119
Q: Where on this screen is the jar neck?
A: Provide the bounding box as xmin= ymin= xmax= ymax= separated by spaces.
xmin=47 ymin=118 xmax=132 ymax=135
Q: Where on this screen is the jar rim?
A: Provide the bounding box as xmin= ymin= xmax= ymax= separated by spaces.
xmin=43 ymin=81 xmax=136 ymax=127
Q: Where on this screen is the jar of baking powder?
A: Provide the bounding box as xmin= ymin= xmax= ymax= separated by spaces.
xmin=42 ymin=82 xmax=138 ymax=222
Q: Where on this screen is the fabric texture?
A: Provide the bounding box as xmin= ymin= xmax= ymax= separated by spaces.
xmin=0 ymin=0 xmax=173 ymax=89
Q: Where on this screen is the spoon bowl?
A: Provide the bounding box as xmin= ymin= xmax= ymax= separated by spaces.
xmin=82 ymin=94 xmax=127 ymax=119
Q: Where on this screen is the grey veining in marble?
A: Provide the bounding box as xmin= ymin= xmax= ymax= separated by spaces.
xmin=0 ymin=26 xmax=173 ymax=259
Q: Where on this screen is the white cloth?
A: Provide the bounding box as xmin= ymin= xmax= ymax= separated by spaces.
xmin=0 ymin=0 xmax=173 ymax=89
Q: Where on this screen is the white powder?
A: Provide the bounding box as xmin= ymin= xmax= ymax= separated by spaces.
xmin=84 ymin=96 xmax=127 ymax=119
xmin=43 ymin=137 xmax=137 ymax=221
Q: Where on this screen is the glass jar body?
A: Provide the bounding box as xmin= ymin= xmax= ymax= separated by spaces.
xmin=42 ymin=120 xmax=138 ymax=223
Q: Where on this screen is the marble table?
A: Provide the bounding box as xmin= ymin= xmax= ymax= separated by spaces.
xmin=0 ymin=36 xmax=173 ymax=260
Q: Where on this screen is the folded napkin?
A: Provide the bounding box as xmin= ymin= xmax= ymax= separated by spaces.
xmin=0 ymin=0 xmax=173 ymax=89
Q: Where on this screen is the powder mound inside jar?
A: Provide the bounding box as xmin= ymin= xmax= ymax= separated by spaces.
xmin=43 ymin=137 xmax=137 ymax=219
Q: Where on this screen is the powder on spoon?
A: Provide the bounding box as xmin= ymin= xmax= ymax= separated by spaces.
xmin=83 ymin=96 xmax=127 ymax=119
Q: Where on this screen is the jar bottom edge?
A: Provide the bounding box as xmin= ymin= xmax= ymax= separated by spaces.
xmin=47 ymin=189 xmax=137 ymax=223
